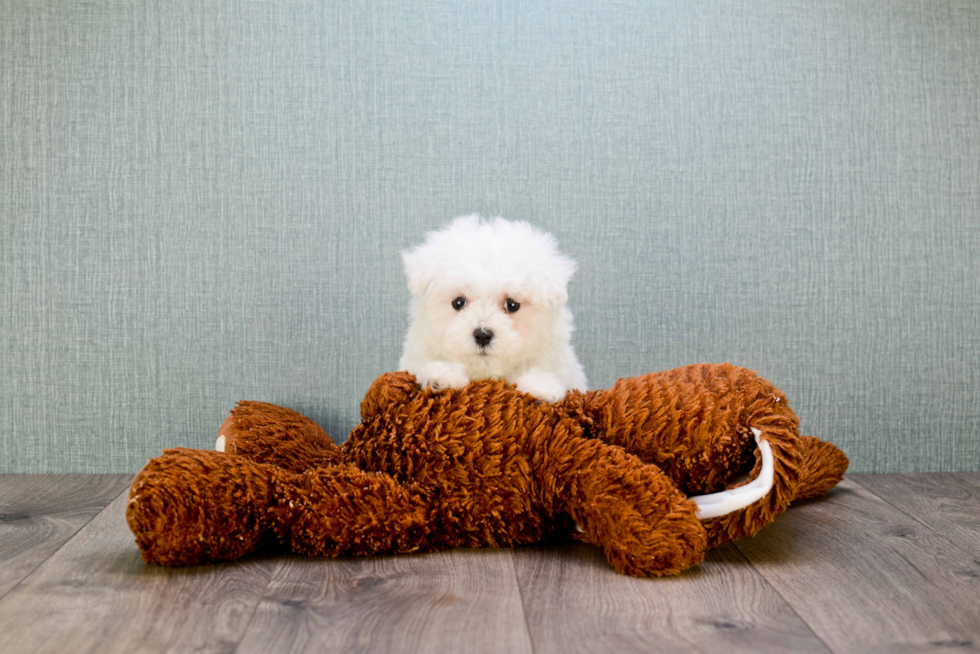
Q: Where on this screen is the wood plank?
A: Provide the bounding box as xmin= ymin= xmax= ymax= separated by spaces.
xmin=853 ymin=473 xmax=980 ymax=559
xmin=957 ymin=472 xmax=980 ymax=491
xmin=236 ymin=548 xmax=534 ymax=654
xmin=734 ymin=478 xmax=980 ymax=654
xmin=0 ymin=474 xmax=131 ymax=599
xmin=0 ymin=492 xmax=278 ymax=654
xmin=514 ymin=540 xmax=831 ymax=654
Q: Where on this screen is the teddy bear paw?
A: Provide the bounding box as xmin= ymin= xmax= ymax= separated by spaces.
xmin=215 ymin=415 xmax=235 ymax=452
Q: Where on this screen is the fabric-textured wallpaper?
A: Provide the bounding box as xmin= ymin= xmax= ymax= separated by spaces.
xmin=2 ymin=0 xmax=978 ymax=473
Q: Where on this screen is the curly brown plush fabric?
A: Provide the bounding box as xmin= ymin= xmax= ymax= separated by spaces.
xmin=127 ymin=363 xmax=848 ymax=577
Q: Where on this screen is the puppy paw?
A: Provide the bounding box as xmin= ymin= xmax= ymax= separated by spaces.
xmin=515 ymin=370 xmax=569 ymax=403
xmin=416 ymin=361 xmax=470 ymax=391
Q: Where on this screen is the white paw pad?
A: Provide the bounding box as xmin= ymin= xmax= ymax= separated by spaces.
xmin=690 ymin=428 xmax=774 ymax=520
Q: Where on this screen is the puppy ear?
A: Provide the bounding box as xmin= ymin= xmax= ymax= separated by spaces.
xmin=401 ymin=247 xmax=431 ymax=297
xmin=542 ymin=283 xmax=569 ymax=307
xmin=539 ymin=255 xmax=576 ymax=307
xmin=491 ymin=218 xmax=578 ymax=308
xmin=519 ymin=252 xmax=575 ymax=308
xmin=402 ymin=215 xmax=481 ymax=296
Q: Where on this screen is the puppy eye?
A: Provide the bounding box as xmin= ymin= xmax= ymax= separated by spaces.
xmin=452 ymin=297 xmax=466 ymax=311
xmin=504 ymin=298 xmax=520 ymax=313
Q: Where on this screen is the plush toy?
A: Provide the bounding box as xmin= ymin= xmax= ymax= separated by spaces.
xmin=126 ymin=363 xmax=848 ymax=577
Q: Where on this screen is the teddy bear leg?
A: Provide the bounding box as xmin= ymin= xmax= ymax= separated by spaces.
xmin=586 ymin=364 xmax=809 ymax=548
xmin=270 ymin=463 xmax=437 ymax=558
xmin=127 ymin=448 xmax=281 ymax=566
xmin=216 ymin=401 xmax=342 ymax=473
xmin=587 ymin=363 xmax=800 ymax=496
xmin=696 ymin=432 xmax=848 ymax=549
xmin=794 ymin=434 xmax=849 ymax=501
xmin=689 ymin=428 xmax=774 ymax=519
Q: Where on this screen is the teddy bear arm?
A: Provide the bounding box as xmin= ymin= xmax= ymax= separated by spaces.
xmin=273 ymin=463 xmax=438 ymax=558
xmin=359 ymin=371 xmax=423 ymax=422
xmin=530 ymin=428 xmax=707 ymax=577
xmin=128 ymin=449 xmax=442 ymax=566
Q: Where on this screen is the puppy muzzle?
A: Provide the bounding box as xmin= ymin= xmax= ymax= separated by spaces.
xmin=473 ymin=328 xmax=494 ymax=349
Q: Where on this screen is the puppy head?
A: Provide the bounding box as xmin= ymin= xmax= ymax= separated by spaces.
xmin=402 ymin=215 xmax=576 ymax=306
xmin=402 ymin=215 xmax=576 ymax=376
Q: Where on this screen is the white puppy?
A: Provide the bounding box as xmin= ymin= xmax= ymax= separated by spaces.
xmin=398 ymin=215 xmax=587 ymax=402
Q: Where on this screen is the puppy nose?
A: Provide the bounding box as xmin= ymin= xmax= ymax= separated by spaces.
xmin=473 ymin=328 xmax=494 ymax=348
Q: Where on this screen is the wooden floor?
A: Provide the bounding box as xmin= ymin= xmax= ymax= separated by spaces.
xmin=0 ymin=474 xmax=978 ymax=653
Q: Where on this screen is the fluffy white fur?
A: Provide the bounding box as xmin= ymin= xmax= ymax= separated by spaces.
xmin=399 ymin=215 xmax=587 ymax=402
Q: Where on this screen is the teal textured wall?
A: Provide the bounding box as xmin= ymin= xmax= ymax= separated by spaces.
xmin=2 ymin=1 xmax=978 ymax=473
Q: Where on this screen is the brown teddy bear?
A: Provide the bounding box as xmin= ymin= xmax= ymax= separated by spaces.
xmin=126 ymin=363 xmax=848 ymax=577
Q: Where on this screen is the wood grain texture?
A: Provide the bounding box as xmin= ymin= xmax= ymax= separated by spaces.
xmin=237 ymin=548 xmax=533 ymax=654
xmin=3 ymin=474 xmax=980 ymax=653
xmin=0 ymin=492 xmax=278 ymax=654
xmin=734 ymin=479 xmax=980 ymax=653
xmin=958 ymin=472 xmax=980 ymax=491
xmin=853 ymin=472 xmax=980 ymax=559
xmin=0 ymin=474 xmax=131 ymax=599
xmin=513 ymin=541 xmax=831 ymax=654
